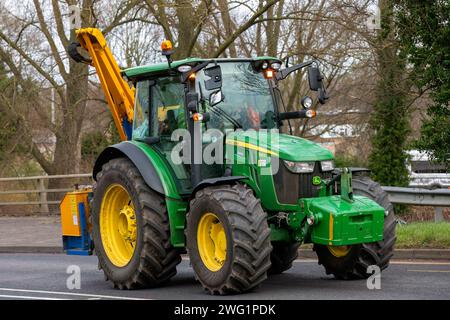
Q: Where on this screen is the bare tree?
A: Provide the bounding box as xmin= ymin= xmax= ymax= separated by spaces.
xmin=0 ymin=0 xmax=139 ymax=179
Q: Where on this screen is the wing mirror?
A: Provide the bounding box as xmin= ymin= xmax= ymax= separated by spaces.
xmin=307 ymin=67 xmax=323 ymax=91
xmin=308 ymin=66 xmax=329 ymax=104
xmin=209 ymin=89 xmax=224 ymax=107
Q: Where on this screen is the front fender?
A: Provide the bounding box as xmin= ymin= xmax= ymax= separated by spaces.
xmin=190 ymin=176 xmax=246 ymax=200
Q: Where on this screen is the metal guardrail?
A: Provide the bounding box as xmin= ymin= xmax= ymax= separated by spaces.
xmin=0 ymin=174 xmax=92 ymax=213
xmin=382 ymin=186 xmax=450 ymax=222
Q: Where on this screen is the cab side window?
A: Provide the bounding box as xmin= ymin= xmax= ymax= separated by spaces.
xmin=132 ymin=80 xmax=150 ymax=139
xmin=150 ymin=77 xmax=186 ymax=137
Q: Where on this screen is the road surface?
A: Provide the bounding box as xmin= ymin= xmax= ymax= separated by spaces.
xmin=0 ymin=254 xmax=449 ymax=300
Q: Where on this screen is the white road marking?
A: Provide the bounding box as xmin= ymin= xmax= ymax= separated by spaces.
xmin=0 ymin=288 xmax=148 ymax=300
xmin=391 ymin=261 xmax=450 ymax=266
xmin=293 ymin=259 xmax=450 ymax=265
xmin=0 ymin=294 xmax=69 ymax=300
xmin=407 ymin=269 xmax=450 ymax=273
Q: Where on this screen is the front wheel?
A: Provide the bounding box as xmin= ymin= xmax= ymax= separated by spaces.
xmin=186 ymin=184 xmax=272 ymax=295
xmin=314 ymin=176 xmax=396 ymax=279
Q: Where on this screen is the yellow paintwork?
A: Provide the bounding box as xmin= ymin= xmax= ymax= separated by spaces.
xmin=225 ymin=139 xmax=279 ymax=157
xmin=100 ymin=184 xmax=137 ymax=267
xmin=328 ymin=211 xmax=333 ymax=245
xmin=75 ymin=28 xmax=135 ymax=141
xmin=60 ymin=189 xmax=92 ymax=236
xmin=327 ymin=212 xmax=351 ymax=257
xmin=328 ymin=245 xmax=351 ymax=258
xmin=197 ymin=213 xmax=227 ymax=272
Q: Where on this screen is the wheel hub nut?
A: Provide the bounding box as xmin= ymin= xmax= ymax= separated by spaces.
xmin=118 ymin=205 xmax=136 ymax=242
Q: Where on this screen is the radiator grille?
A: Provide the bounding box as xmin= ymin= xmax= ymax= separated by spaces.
xmin=273 ymin=161 xmax=332 ymax=204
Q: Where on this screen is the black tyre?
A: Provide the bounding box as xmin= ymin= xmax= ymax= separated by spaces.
xmin=314 ymin=176 xmax=396 ymax=279
xmin=186 ymin=184 xmax=272 ymax=295
xmin=268 ymin=242 xmax=301 ymax=275
xmin=92 ymin=158 xmax=181 ymax=289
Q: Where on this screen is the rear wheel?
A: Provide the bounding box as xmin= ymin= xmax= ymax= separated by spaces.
xmin=268 ymin=242 xmax=301 ymax=275
xmin=314 ymin=176 xmax=396 ymax=279
xmin=186 ymin=184 xmax=272 ymax=295
xmin=92 ymin=158 xmax=181 ymax=289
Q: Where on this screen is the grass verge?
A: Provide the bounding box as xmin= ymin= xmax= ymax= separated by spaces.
xmin=396 ymin=222 xmax=450 ymax=249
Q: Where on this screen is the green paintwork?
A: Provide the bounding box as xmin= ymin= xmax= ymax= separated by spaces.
xmin=226 ymin=130 xmax=334 ymax=162
xmin=303 ymin=195 xmax=385 ymax=246
xmin=227 ymin=130 xmax=333 ymax=214
xmin=123 ymin=57 xmax=281 ymax=79
xmin=127 ymin=141 xmax=187 ymax=246
xmin=269 ymin=224 xmax=292 ymax=242
xmin=129 ymin=141 xmax=182 ymax=199
xmin=340 ymin=168 xmax=354 ymax=203
xmin=165 ymin=198 xmax=188 ymax=247
xmin=124 ymin=58 xmax=204 ymax=79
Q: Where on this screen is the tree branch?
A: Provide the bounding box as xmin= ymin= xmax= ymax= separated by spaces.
xmin=213 ymin=0 xmax=279 ymax=57
xmin=0 ymin=30 xmax=62 ymax=92
xmin=102 ymin=0 xmax=140 ymax=36
xmin=33 ymin=0 xmax=68 ymax=80
xmin=51 ymin=0 xmax=69 ymax=48
xmin=187 ymin=0 xmax=213 ymax=56
xmin=145 ymin=0 xmax=173 ymax=41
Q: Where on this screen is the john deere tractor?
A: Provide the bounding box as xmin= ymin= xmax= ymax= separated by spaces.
xmin=61 ymin=28 xmax=396 ymax=295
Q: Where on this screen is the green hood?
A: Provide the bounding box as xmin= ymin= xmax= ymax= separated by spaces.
xmin=225 ymin=130 xmax=333 ymax=162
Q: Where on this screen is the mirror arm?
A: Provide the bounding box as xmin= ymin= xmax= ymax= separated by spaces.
xmin=275 ymin=60 xmax=315 ymax=81
xmin=278 ymin=110 xmax=312 ymax=120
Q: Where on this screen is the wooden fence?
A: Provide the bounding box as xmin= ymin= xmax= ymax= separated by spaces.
xmin=0 ymin=174 xmax=92 ymax=214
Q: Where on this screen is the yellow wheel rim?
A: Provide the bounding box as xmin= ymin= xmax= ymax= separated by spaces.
xmin=197 ymin=213 xmax=227 ymax=272
xmin=328 ymin=245 xmax=351 ymax=258
xmin=100 ymin=184 xmax=137 ymax=267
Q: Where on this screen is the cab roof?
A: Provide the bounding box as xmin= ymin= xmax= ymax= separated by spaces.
xmin=122 ymin=56 xmax=281 ymax=80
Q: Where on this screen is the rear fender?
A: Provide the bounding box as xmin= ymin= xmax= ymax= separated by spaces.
xmin=93 ymin=141 xmax=187 ymax=247
xmin=93 ymin=141 xmax=166 ymax=195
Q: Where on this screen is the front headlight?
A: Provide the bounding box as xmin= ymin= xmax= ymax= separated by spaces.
xmin=284 ymin=160 xmax=315 ymax=173
xmin=320 ymin=160 xmax=335 ymax=171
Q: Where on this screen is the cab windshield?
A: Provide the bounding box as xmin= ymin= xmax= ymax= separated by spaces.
xmin=197 ymin=61 xmax=276 ymax=131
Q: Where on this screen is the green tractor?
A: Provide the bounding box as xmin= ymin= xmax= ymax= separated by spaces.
xmin=64 ymin=28 xmax=395 ymax=295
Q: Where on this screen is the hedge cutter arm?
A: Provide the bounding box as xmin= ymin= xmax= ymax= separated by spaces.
xmin=68 ymin=28 xmax=134 ymax=141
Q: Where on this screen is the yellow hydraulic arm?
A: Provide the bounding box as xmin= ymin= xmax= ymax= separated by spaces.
xmin=68 ymin=28 xmax=135 ymax=141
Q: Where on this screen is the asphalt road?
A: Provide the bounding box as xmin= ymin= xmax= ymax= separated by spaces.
xmin=0 ymin=254 xmax=449 ymax=300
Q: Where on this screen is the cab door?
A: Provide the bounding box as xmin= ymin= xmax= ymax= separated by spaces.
xmin=133 ymin=76 xmax=191 ymax=195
